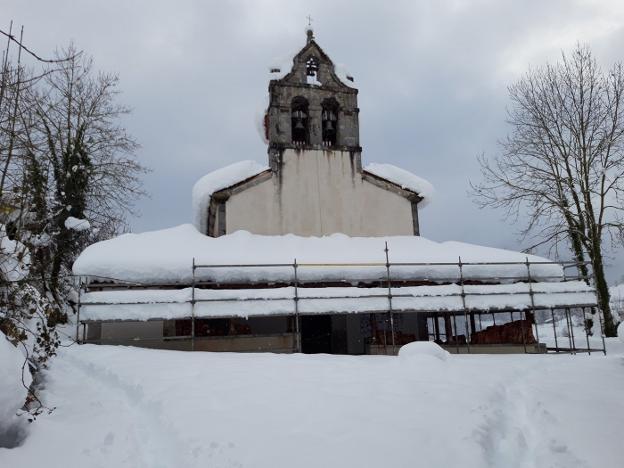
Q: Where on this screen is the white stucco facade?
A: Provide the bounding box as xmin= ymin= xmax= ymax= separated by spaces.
xmin=216 ymin=149 xmax=419 ymax=237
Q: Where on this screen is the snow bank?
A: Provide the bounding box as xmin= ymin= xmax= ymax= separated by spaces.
xmin=618 ymin=322 xmax=624 ymax=344
xmin=72 ymin=224 xmax=564 ymax=286
xmin=64 ymin=216 xmax=90 ymax=232
xmin=192 ymin=161 xmax=269 ymax=233
xmin=398 ymin=341 xmax=450 ymax=361
xmin=364 ymin=163 xmax=434 ymax=207
xmin=3 ymin=345 xmax=624 ymax=468
xmin=79 ymin=281 xmax=596 ymax=322
xmin=0 ymin=335 xmax=30 ymax=433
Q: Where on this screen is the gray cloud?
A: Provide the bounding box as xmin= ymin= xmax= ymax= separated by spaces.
xmin=5 ymin=0 xmax=624 ymax=281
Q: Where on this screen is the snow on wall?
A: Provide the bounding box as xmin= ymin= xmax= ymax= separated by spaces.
xmin=364 ymin=163 xmax=434 ymax=207
xmin=72 ymin=224 xmax=564 ymax=286
xmin=192 ymin=161 xmax=269 ymax=233
xmin=79 ymin=281 xmax=597 ymax=322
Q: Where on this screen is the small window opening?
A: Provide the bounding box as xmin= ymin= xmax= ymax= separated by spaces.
xmin=291 ymin=96 xmax=309 ymax=146
xmin=322 ymin=98 xmax=339 ymax=147
xmin=306 ymin=57 xmax=321 ymax=86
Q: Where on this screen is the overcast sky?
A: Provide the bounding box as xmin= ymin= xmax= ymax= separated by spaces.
xmin=5 ymin=0 xmax=624 ymax=281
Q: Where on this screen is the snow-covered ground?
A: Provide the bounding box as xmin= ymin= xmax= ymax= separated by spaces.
xmin=1 ymin=339 xmax=623 ymax=468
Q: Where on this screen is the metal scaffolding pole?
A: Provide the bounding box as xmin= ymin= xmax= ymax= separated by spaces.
xmin=293 ymin=259 xmax=301 ymax=353
xmin=76 ymin=277 xmax=82 ymax=344
xmin=519 ymin=311 xmax=528 ymax=354
xmin=525 ymin=258 xmax=536 ymax=353
xmin=458 ymin=256 xmax=471 ymax=353
xmin=582 ymin=307 xmax=591 ymax=355
xmin=596 ymin=307 xmax=607 ymax=355
xmin=551 ymin=308 xmax=559 ymax=353
xmin=568 ymin=308 xmax=577 ymax=354
xmin=191 ymin=257 xmax=196 ymax=351
xmin=385 ymin=242 xmax=396 ymax=355
xmin=565 ymin=308 xmax=574 ymax=354
xmin=452 ymin=314 xmax=460 ymax=354
xmin=433 ymin=314 xmax=440 ymax=341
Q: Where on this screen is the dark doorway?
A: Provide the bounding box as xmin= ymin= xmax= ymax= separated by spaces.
xmin=301 ymin=315 xmax=332 ymax=353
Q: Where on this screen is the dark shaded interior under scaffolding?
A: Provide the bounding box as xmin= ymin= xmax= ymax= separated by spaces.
xmin=76 ymin=258 xmax=606 ymax=355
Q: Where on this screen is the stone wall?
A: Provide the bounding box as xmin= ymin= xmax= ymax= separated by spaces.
xmin=224 ymin=149 xmax=417 ymax=237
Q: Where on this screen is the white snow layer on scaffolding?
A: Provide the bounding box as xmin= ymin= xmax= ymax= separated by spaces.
xmin=364 ymin=163 xmax=434 ymax=207
xmin=78 ymin=281 xmax=596 ymax=321
xmin=72 ymin=224 xmax=565 ymax=286
xmin=192 ymin=161 xmax=269 ymax=233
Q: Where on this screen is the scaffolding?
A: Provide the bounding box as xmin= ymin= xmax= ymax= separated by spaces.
xmin=75 ymin=256 xmax=606 ymax=355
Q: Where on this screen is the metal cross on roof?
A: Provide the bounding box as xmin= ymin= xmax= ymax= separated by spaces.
xmin=306 ymin=14 xmax=313 ymax=27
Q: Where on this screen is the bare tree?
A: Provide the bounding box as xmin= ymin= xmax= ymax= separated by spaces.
xmin=23 ymin=45 xmax=145 ymax=293
xmin=1 ymin=24 xmax=147 ymax=417
xmin=472 ymin=45 xmax=624 ymax=337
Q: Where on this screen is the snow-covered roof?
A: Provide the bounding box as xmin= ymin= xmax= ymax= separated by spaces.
xmin=73 ymin=224 xmax=564 ymax=286
xmin=192 ymin=161 xmax=269 ymax=233
xmin=364 ymin=163 xmax=434 ymax=207
xmin=79 ymin=281 xmax=597 ymax=322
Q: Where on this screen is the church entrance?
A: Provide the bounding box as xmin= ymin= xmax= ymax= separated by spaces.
xmin=301 ymin=315 xmax=333 ymax=353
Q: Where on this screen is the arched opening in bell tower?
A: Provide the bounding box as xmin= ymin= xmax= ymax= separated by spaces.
xmin=291 ymin=96 xmax=309 ymax=146
xmin=306 ymin=56 xmax=320 ymax=85
xmin=322 ymin=98 xmax=339 ymax=147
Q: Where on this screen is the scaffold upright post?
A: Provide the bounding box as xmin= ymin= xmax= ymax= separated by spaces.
xmin=384 ymin=242 xmax=396 ymax=355
xmin=293 ymin=259 xmax=301 ymax=353
xmin=596 ymin=307 xmax=607 ymax=355
xmin=582 ymin=307 xmax=591 ymax=355
xmin=76 ymin=276 xmax=82 ymax=344
xmin=191 ymin=257 xmax=196 ymax=351
xmin=565 ymin=308 xmax=574 ymax=354
xmin=458 ymin=256 xmax=471 ymax=354
xmin=551 ymin=308 xmax=559 ymax=353
xmin=523 ymin=258 xmax=535 ymax=354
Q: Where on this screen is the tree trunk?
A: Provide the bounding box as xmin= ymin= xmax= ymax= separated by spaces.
xmin=591 ymin=252 xmax=617 ymax=336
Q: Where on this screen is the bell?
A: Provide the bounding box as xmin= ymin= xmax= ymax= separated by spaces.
xmin=295 ymin=120 xmax=304 ymax=130
xmin=324 ymin=120 xmax=334 ymax=131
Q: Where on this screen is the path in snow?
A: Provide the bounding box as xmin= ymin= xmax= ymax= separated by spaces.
xmin=477 ymin=361 xmax=588 ymax=468
xmin=64 ymin=352 xmax=193 ymax=468
xmin=1 ymin=343 xmax=623 ymax=468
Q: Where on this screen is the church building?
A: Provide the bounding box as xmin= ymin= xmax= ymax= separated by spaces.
xmin=72 ymin=29 xmax=598 ymax=355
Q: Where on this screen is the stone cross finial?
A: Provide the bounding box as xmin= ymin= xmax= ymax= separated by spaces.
xmin=306 ymin=15 xmax=314 ymax=43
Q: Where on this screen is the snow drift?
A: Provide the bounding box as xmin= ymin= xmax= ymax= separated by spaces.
xmin=1 ymin=343 xmax=623 ymax=468
xmin=0 ymin=334 xmax=31 ymax=445
xmin=72 ymin=224 xmax=564 ymax=286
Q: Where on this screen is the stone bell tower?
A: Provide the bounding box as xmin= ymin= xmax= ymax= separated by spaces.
xmin=265 ymin=28 xmax=361 ymax=171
